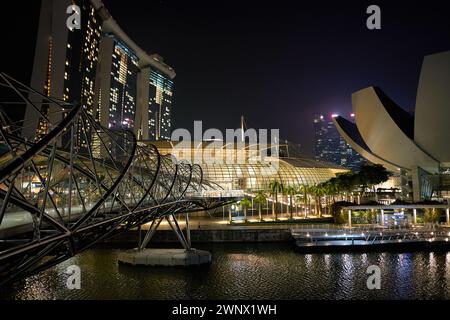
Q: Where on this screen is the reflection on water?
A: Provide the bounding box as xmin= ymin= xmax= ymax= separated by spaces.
xmin=1 ymin=243 xmax=450 ymax=300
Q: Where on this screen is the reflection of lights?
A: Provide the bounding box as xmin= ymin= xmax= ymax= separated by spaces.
xmin=379 ymin=232 xmax=383 ymax=236
xmin=325 ymin=233 xmax=328 ymax=237
xmin=430 ymin=232 xmax=434 ymax=236
xmin=446 ymin=238 xmax=449 ymax=242
xmin=306 ymin=233 xmax=310 ymax=237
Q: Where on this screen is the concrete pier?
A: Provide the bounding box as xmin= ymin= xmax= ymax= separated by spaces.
xmin=118 ymin=248 xmax=211 ymax=267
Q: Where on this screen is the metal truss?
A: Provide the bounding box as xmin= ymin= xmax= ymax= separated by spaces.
xmin=0 ymin=74 xmax=234 ymax=286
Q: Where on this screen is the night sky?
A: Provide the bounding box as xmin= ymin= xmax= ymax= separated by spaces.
xmin=1 ymin=0 xmax=449 ymax=156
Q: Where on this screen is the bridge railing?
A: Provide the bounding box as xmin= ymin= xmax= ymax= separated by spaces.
xmin=0 ymin=73 xmax=231 ymax=285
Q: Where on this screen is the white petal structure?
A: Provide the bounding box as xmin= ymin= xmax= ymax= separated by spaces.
xmin=351 ymin=86 xmax=439 ymax=174
xmin=415 ymin=51 xmax=450 ymax=164
xmin=333 ymin=116 xmax=402 ymax=173
xmin=333 ymin=51 xmax=450 ymax=201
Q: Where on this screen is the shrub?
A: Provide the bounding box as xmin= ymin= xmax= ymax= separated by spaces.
xmin=423 ymin=208 xmax=443 ymax=223
xmin=330 ymin=201 xmax=354 ymax=224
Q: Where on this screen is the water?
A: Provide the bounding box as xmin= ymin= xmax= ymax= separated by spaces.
xmin=2 ymin=243 xmax=450 ymax=300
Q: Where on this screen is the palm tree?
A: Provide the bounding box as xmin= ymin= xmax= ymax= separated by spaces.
xmin=298 ymin=184 xmax=309 ymax=218
xmin=253 ymin=191 xmax=267 ymax=221
xmin=284 ymin=186 xmax=297 ymax=220
xmin=269 ymin=180 xmax=284 ymax=220
xmin=321 ymin=181 xmax=337 ymax=215
xmin=311 ymin=185 xmax=325 ymax=217
xmin=240 ymin=197 xmax=252 ymax=222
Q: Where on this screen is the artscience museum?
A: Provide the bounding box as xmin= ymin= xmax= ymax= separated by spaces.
xmin=334 ymin=51 xmax=450 ymax=202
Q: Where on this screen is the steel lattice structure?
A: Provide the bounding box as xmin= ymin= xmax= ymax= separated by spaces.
xmin=0 ymin=73 xmax=233 ymax=286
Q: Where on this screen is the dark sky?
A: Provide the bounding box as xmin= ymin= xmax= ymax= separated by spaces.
xmin=1 ymin=0 xmax=450 ymax=156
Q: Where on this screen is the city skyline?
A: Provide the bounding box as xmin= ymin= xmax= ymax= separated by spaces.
xmin=1 ymin=0 xmax=450 ymax=306
xmin=3 ymin=0 xmax=450 ymax=156
xmin=313 ymin=112 xmax=366 ymax=171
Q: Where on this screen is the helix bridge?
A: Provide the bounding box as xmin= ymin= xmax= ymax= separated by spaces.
xmin=0 ymin=73 xmax=235 ymax=286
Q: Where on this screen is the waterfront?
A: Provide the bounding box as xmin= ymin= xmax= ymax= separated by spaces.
xmin=2 ymin=243 xmax=450 ymax=300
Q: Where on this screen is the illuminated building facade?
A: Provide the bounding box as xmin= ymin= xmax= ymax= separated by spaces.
xmin=148 ymin=62 xmax=174 ymax=141
xmin=24 ymin=0 xmax=102 ymax=145
xmin=93 ymin=1 xmax=176 ymax=142
xmin=24 ymin=0 xmax=176 ymax=146
xmin=106 ymin=37 xmax=139 ymax=131
xmin=314 ymin=113 xmax=366 ymax=171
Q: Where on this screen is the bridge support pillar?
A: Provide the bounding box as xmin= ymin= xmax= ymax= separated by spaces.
xmin=119 ymin=214 xmax=211 ymax=267
xmin=446 ymin=208 xmax=449 ymax=226
xmin=413 ymin=208 xmax=417 ymax=224
xmin=139 ymin=218 xmax=164 ymax=250
xmin=380 ymin=209 xmax=385 ymax=226
xmin=185 ymin=213 xmax=191 ymax=249
xmin=166 ymin=214 xmax=189 ymax=250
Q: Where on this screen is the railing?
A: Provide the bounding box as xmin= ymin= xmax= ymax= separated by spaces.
xmin=291 ymin=225 xmax=450 ymax=243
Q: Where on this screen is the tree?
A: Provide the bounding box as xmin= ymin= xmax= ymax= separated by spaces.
xmin=284 ymin=186 xmax=297 ymax=219
xmin=330 ymin=201 xmax=354 ymax=224
xmin=311 ymin=185 xmax=325 ymax=217
xmin=253 ymin=191 xmax=267 ymax=221
xmin=298 ymin=184 xmax=310 ymax=218
xmin=318 ymin=181 xmax=338 ymax=215
xmin=424 ymin=208 xmax=442 ymax=223
xmin=357 ymin=164 xmax=390 ymax=199
xmin=240 ymin=197 xmax=252 ymax=222
xmin=334 ymin=172 xmax=355 ymax=201
xmin=318 ymin=164 xmax=390 ymax=204
xmin=269 ymin=180 xmax=284 ymax=220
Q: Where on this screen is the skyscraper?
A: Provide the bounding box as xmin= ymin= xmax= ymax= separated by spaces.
xmin=24 ymin=0 xmax=176 ymax=146
xmin=148 ymin=57 xmax=175 ymax=141
xmin=93 ymin=4 xmax=176 ymax=141
xmin=314 ymin=113 xmax=366 ymax=171
xmin=24 ymin=0 xmax=102 ymax=145
xmin=96 ymin=35 xmax=139 ymax=132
